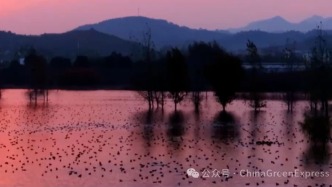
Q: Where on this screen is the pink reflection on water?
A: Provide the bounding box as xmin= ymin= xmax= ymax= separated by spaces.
xmin=0 ymin=90 xmax=330 ymax=187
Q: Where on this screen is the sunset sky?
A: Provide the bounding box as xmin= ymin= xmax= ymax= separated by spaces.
xmin=1 ymin=0 xmax=332 ymax=35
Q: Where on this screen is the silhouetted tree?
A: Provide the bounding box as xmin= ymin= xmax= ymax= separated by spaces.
xmin=102 ymin=52 xmax=132 ymax=69
xmin=166 ymin=48 xmax=188 ymax=111
xmin=187 ymin=42 xmax=215 ymax=111
xmin=60 ymin=68 xmax=100 ymax=87
xmin=282 ymin=39 xmax=297 ymax=112
xmin=25 ymin=49 xmax=49 ymax=103
xmin=307 ymin=23 xmax=332 ymax=115
xmin=136 ymin=26 xmax=158 ymax=110
xmin=98 ymin=52 xmax=133 ymax=86
xmin=247 ymin=40 xmax=262 ymax=70
xmin=50 ymin=56 xmax=71 ymax=88
xmin=153 ymin=58 xmax=167 ymax=110
xmin=59 ymin=55 xmax=100 ymax=87
xmin=5 ymin=59 xmax=25 ymax=86
xmin=246 ymin=40 xmax=266 ymax=111
xmin=50 ymin=56 xmax=72 ymax=69
xmin=207 ymin=49 xmax=244 ymax=111
xmin=73 ymin=55 xmax=90 ymax=68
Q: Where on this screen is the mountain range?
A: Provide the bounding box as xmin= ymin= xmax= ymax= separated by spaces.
xmin=1 ymin=15 xmax=332 ymax=61
xmin=75 ymin=16 xmax=230 ymax=49
xmin=0 ymin=29 xmax=139 ymax=60
xmin=75 ymin=16 xmax=332 ymax=50
xmin=229 ymin=15 xmax=332 ymax=33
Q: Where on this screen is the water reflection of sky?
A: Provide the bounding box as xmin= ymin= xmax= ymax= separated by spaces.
xmin=0 ymin=90 xmax=331 ymax=187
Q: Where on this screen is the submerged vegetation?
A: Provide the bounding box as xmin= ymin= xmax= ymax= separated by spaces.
xmin=0 ymin=25 xmax=331 ymax=114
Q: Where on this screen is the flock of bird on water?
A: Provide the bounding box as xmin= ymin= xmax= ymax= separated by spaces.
xmin=0 ymin=91 xmax=331 ymax=187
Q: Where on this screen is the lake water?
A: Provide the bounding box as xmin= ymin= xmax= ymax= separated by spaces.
xmin=0 ymin=90 xmax=331 ymax=187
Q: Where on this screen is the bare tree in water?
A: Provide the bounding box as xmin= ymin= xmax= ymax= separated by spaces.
xmin=246 ymin=40 xmax=266 ymax=111
xmin=25 ymin=49 xmax=49 ymax=104
xmin=307 ymin=23 xmax=332 ymax=115
xmin=207 ymin=48 xmax=244 ymax=111
xmin=283 ymin=39 xmax=297 ymax=112
xmin=153 ymin=59 xmax=167 ymax=110
xmin=134 ymin=25 xmax=168 ymax=110
xmin=166 ymin=48 xmax=188 ymax=111
xmin=187 ymin=42 xmax=213 ymax=112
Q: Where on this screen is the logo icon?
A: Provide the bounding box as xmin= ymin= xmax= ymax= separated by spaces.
xmin=187 ymin=168 xmax=200 ymax=178
xmin=202 ymin=169 xmax=211 ymax=178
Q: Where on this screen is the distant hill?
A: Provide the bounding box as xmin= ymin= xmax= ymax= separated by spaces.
xmin=0 ymin=29 xmax=139 ymax=60
xmin=1 ymin=16 xmax=332 ymax=60
xmin=75 ymin=16 xmax=230 ymax=49
xmin=1 ymin=29 xmax=331 ymax=59
xmin=219 ymin=30 xmax=332 ymax=52
xmin=74 ymin=16 xmax=332 ymax=52
xmin=229 ymin=15 xmax=332 ymax=33
xmin=219 ymin=30 xmax=305 ymax=51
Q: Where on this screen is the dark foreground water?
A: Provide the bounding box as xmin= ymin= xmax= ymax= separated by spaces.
xmin=0 ymin=90 xmax=331 ymax=187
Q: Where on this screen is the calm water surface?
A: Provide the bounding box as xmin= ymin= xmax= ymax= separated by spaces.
xmin=0 ymin=90 xmax=331 ymax=187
